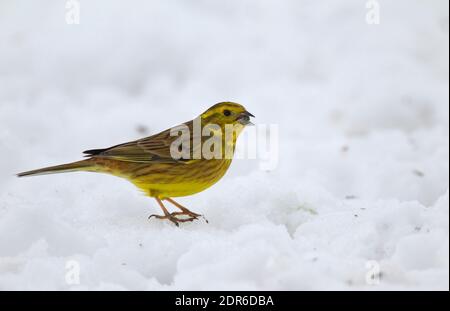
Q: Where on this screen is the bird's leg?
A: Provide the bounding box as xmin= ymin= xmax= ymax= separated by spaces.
xmin=148 ymin=198 xmax=181 ymax=227
xmin=165 ymin=198 xmax=208 ymax=223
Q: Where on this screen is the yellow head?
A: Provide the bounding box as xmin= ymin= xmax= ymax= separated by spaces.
xmin=200 ymin=102 xmax=255 ymax=128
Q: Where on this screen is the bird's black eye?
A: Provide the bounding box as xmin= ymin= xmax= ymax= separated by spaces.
xmin=223 ymin=109 xmax=231 ymax=116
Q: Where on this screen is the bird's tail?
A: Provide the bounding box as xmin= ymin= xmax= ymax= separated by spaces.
xmin=17 ymin=160 xmax=94 ymax=177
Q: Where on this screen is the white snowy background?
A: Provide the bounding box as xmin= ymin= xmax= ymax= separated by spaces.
xmin=0 ymin=0 xmax=448 ymax=290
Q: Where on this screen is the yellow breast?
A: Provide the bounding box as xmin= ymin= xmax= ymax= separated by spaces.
xmin=125 ymin=159 xmax=233 ymax=198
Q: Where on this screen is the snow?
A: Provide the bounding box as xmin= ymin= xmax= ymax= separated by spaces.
xmin=0 ymin=0 xmax=448 ymax=290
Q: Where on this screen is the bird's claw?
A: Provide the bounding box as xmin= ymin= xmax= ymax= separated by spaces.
xmin=148 ymin=212 xmax=207 ymax=226
xmin=148 ymin=213 xmax=180 ymax=226
xmin=173 ymin=211 xmax=209 ymax=224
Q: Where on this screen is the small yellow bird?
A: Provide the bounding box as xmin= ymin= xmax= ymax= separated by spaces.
xmin=18 ymin=102 xmax=254 ymax=226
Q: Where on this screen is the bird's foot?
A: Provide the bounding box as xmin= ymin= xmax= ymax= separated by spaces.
xmin=163 ymin=198 xmax=209 ymax=223
xmin=148 ymin=213 xmax=181 ymax=226
xmin=148 ymin=212 xmax=201 ymax=226
xmin=173 ymin=209 xmax=209 ymax=224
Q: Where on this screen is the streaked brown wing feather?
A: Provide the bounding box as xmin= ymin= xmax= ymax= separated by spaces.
xmin=84 ymin=121 xmax=196 ymax=163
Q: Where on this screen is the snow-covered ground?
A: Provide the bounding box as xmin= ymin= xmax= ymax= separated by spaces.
xmin=0 ymin=0 xmax=448 ymax=290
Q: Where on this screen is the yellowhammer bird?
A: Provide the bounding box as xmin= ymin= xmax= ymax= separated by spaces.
xmin=18 ymin=102 xmax=254 ymax=226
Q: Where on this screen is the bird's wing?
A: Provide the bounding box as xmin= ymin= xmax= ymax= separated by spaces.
xmin=83 ymin=121 xmax=198 ymax=163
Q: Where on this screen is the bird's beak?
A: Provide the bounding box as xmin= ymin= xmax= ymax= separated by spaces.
xmin=237 ymin=111 xmax=255 ymax=126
